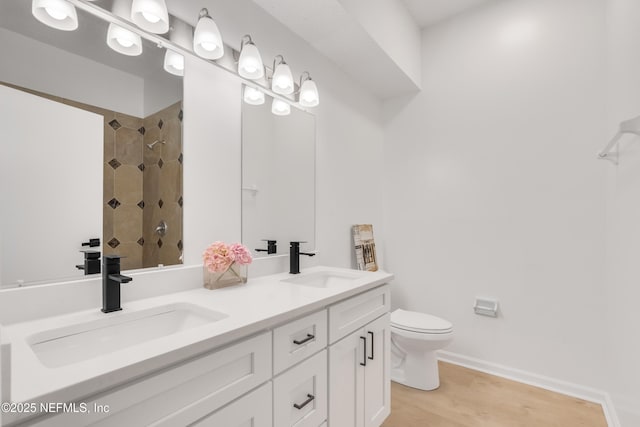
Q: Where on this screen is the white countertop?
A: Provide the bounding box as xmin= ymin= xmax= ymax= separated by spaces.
xmin=2 ymin=266 xmax=392 ymax=423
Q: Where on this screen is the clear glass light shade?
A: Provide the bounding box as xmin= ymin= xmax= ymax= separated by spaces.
xmin=271 ymin=99 xmax=291 ymax=116
xmin=299 ymin=79 xmax=319 ymax=107
xmin=193 ymin=13 xmax=224 ymax=60
xmin=106 ymin=23 xmax=143 ymax=56
xmin=272 ymin=63 xmax=294 ymax=95
xmin=238 ymin=43 xmax=264 ymax=80
xmin=32 ymin=0 xmax=78 ymax=31
xmin=164 ymin=50 xmax=184 ymax=76
xmin=131 ymin=0 xmax=169 ymax=34
xmin=243 ymin=86 xmax=265 ymax=105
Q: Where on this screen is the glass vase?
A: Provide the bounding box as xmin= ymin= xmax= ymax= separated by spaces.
xmin=203 ymin=263 xmax=248 ymax=290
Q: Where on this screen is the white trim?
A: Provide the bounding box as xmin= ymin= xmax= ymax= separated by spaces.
xmin=437 ymin=350 xmax=620 ymax=427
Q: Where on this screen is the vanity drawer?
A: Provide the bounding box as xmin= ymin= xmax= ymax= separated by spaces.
xmin=39 ymin=332 xmax=272 ymax=427
xmin=273 ymin=309 xmax=327 ymax=374
xmin=328 ymin=285 xmax=390 ymax=344
xmin=183 ymin=382 xmax=272 ymax=427
xmin=273 ymin=349 xmax=327 ymax=427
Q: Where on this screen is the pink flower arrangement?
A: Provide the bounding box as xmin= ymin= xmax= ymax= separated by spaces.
xmin=203 ymin=241 xmax=253 ymax=273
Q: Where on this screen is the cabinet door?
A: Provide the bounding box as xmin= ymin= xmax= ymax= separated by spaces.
xmin=274 ymin=350 xmax=327 ymax=427
xmin=363 ymin=314 xmax=390 ymax=427
xmin=190 ymin=382 xmax=272 ymax=427
xmin=328 ymin=329 xmax=365 ymax=427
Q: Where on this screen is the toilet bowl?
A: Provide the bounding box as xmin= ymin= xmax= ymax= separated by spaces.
xmin=390 ymin=309 xmax=453 ymax=391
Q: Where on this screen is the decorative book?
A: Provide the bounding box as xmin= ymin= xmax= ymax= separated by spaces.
xmin=352 ymin=224 xmax=378 ymax=271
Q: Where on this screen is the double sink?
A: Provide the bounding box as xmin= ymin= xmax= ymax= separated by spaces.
xmin=26 ymin=269 xmax=367 ymax=368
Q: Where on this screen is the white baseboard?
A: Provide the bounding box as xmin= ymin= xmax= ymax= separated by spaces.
xmin=437 ymin=350 xmax=620 ymax=427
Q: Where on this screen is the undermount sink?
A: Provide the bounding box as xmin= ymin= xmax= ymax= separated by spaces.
xmin=27 ymin=303 xmax=227 ymax=368
xmin=281 ymin=270 xmax=365 ymax=288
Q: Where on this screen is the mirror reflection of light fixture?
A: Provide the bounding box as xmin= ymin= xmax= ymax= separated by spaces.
xmin=163 ymin=18 xmax=191 ymax=76
xmin=193 ymin=8 xmax=224 ymax=60
xmin=243 ymin=86 xmax=265 ymax=105
xmin=298 ymin=72 xmax=319 ymax=107
xmin=271 ymin=55 xmax=294 ymax=95
xmin=32 ymin=0 xmax=78 ymax=31
xmin=131 ymin=0 xmax=169 ymax=34
xmin=271 ymin=98 xmax=291 ymax=116
xmin=106 ymin=23 xmax=143 ymax=56
xmin=238 ymin=35 xmax=264 ymax=80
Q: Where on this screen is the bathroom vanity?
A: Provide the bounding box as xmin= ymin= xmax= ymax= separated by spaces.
xmin=1 ymin=267 xmax=392 ymax=427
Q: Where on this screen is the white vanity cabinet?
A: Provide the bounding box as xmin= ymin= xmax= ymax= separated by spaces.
xmin=328 ymin=286 xmax=391 ymax=427
xmin=10 ymin=282 xmax=391 ymax=427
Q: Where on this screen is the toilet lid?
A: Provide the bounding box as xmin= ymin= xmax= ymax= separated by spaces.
xmin=391 ymin=309 xmax=453 ymax=334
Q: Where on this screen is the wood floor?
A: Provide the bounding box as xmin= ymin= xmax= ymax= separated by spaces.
xmin=382 ymin=362 xmax=607 ymax=427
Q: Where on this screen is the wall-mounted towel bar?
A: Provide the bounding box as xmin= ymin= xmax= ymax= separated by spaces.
xmin=598 ymin=115 xmax=640 ymax=163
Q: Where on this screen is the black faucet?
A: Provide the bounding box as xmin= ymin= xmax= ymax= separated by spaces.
xmin=290 ymin=241 xmax=315 ymax=274
xmin=102 ymin=255 xmax=132 ymax=313
xmin=76 ymin=250 xmax=101 ymax=275
xmin=256 ymin=239 xmax=277 ymax=254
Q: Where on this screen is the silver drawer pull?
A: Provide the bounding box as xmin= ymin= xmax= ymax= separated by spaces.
xmin=293 ymin=394 xmax=315 ymax=410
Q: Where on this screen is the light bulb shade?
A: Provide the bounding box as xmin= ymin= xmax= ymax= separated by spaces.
xmin=271 ymin=99 xmax=291 ymax=116
xmin=272 ymin=63 xmax=294 ymax=95
xmin=243 ymin=86 xmax=265 ymax=105
xmin=238 ymin=43 xmax=264 ymax=80
xmin=163 ymin=50 xmax=184 ymax=76
xmin=32 ymin=0 xmax=78 ymax=31
xmin=106 ymin=23 xmax=143 ymax=56
xmin=299 ymin=79 xmax=319 ymax=107
xmin=193 ymin=11 xmax=224 ymax=60
xmin=131 ymin=0 xmax=169 ymax=34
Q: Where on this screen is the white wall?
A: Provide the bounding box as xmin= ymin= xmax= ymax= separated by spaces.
xmin=383 ymin=0 xmax=608 ymax=391
xmin=605 ymin=0 xmax=640 ymax=424
xmin=0 ymin=28 xmax=145 ymax=117
xmin=0 ymin=86 xmax=103 ymax=286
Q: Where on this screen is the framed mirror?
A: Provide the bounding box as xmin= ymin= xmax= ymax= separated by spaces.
xmin=0 ymin=0 xmax=183 ymax=288
xmin=241 ymin=90 xmax=316 ymax=257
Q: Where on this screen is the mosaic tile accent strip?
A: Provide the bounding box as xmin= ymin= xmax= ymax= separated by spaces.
xmin=108 ymin=158 xmax=121 ymax=169
xmin=109 ymin=119 xmax=121 ymax=130
xmin=107 ymin=198 xmax=121 ymax=209
xmin=108 ymin=237 xmax=120 ymax=248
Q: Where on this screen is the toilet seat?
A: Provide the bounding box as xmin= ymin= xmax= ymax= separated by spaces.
xmin=391 ymin=309 xmax=453 ymax=334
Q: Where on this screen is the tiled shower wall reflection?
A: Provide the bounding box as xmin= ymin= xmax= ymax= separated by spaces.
xmin=4 ymin=83 xmax=183 ymax=272
xmin=104 ymin=102 xmax=183 ymax=270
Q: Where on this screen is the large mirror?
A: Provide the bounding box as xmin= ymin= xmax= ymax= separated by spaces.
xmin=0 ymin=0 xmax=183 ymax=288
xmin=242 ymin=91 xmax=316 ymax=257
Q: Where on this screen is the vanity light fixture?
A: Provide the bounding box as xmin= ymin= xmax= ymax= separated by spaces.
xmin=298 ymin=72 xmax=319 ymax=107
xmin=32 ymin=0 xmax=78 ymax=31
xmin=106 ymin=23 xmax=143 ymax=56
xmin=131 ymin=0 xmax=169 ymax=34
xmin=238 ymin=35 xmax=264 ymax=80
xmin=271 ymin=98 xmax=291 ymax=116
xmin=193 ymin=8 xmax=224 ymax=60
xmin=243 ymin=86 xmax=265 ymax=105
xmin=271 ymin=55 xmax=294 ymax=95
xmin=163 ymin=18 xmax=191 ymax=77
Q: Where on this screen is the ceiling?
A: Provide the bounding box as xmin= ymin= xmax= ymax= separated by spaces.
xmin=400 ymin=0 xmax=496 ymax=28
xmin=250 ymin=0 xmax=497 ymax=99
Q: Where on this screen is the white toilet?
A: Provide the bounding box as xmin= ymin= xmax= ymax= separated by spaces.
xmin=390 ymin=309 xmax=454 ymax=391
